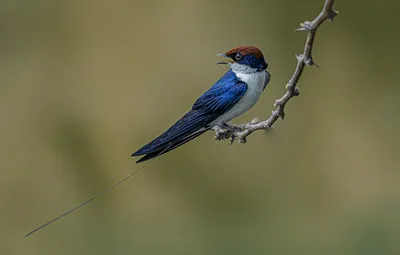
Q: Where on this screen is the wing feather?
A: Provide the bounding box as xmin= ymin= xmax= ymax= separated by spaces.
xmin=132 ymin=70 xmax=247 ymax=159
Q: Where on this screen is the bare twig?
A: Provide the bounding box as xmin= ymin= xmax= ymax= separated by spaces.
xmin=214 ymin=0 xmax=338 ymax=143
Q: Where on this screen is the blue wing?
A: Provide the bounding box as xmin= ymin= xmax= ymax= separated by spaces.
xmin=132 ymin=70 xmax=247 ymax=162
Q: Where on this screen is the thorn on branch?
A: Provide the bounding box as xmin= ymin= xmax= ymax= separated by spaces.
xmin=293 ymin=87 xmax=300 ymax=96
xmin=327 ymin=10 xmax=339 ymax=21
xmin=278 ymin=108 xmax=286 ymax=120
xmin=296 ymin=21 xmax=315 ymax=31
xmin=250 ymin=117 xmax=259 ymax=124
xmin=304 ymin=56 xmax=319 ymax=67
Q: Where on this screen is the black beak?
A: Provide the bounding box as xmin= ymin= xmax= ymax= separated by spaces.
xmin=216 ymin=53 xmax=233 ymax=65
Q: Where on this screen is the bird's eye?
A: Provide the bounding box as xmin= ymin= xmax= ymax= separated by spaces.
xmin=235 ymin=53 xmax=242 ymax=61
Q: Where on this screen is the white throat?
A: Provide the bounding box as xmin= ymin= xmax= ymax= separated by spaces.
xmin=210 ymin=64 xmax=269 ymax=126
xmin=228 ymin=62 xmax=258 ymax=74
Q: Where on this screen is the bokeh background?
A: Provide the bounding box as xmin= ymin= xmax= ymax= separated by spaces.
xmin=1 ymin=0 xmax=399 ymax=254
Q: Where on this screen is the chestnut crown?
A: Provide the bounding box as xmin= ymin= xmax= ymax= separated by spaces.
xmin=221 ymin=46 xmax=268 ymax=71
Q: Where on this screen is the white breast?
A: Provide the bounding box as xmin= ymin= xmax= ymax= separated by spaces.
xmin=210 ymin=69 xmax=268 ymax=125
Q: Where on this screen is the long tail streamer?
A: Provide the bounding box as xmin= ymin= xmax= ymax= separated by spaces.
xmin=25 ymin=144 xmax=172 ymax=237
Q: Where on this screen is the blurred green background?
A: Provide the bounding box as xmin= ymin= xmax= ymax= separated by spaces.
xmin=1 ymin=0 xmax=399 ymax=254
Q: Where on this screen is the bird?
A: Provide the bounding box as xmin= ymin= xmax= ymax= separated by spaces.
xmin=132 ymin=46 xmax=270 ymax=163
xmin=24 ymin=46 xmax=270 ymax=237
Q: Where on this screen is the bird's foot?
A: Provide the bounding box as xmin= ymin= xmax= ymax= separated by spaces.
xmin=220 ymin=122 xmax=244 ymax=132
xmin=214 ymin=123 xmax=244 ymax=145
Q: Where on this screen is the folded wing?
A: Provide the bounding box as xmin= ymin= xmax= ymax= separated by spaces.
xmin=132 ymin=70 xmax=247 ymax=162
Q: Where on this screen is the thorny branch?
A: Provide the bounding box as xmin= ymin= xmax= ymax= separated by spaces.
xmin=214 ymin=0 xmax=338 ymax=143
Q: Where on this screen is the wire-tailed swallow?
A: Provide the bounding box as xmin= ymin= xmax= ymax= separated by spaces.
xmin=24 ymin=46 xmax=271 ymax=237
xmin=132 ymin=46 xmax=270 ymax=163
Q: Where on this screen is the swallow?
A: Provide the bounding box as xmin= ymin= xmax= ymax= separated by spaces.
xmin=132 ymin=46 xmax=270 ymax=162
xmin=24 ymin=46 xmax=271 ymax=237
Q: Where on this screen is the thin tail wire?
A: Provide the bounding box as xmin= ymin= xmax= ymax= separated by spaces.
xmin=25 ymin=144 xmax=172 ymax=238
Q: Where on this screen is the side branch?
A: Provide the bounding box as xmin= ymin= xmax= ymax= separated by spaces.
xmin=214 ymin=0 xmax=338 ymax=143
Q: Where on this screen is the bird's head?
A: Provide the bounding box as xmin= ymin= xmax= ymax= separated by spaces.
xmin=217 ymin=46 xmax=268 ymax=73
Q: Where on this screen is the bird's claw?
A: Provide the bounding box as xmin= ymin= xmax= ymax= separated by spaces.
xmin=229 ymin=135 xmax=235 ymax=145
xmin=215 ymin=122 xmax=243 ymax=144
xmin=220 ymin=122 xmax=243 ymax=132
